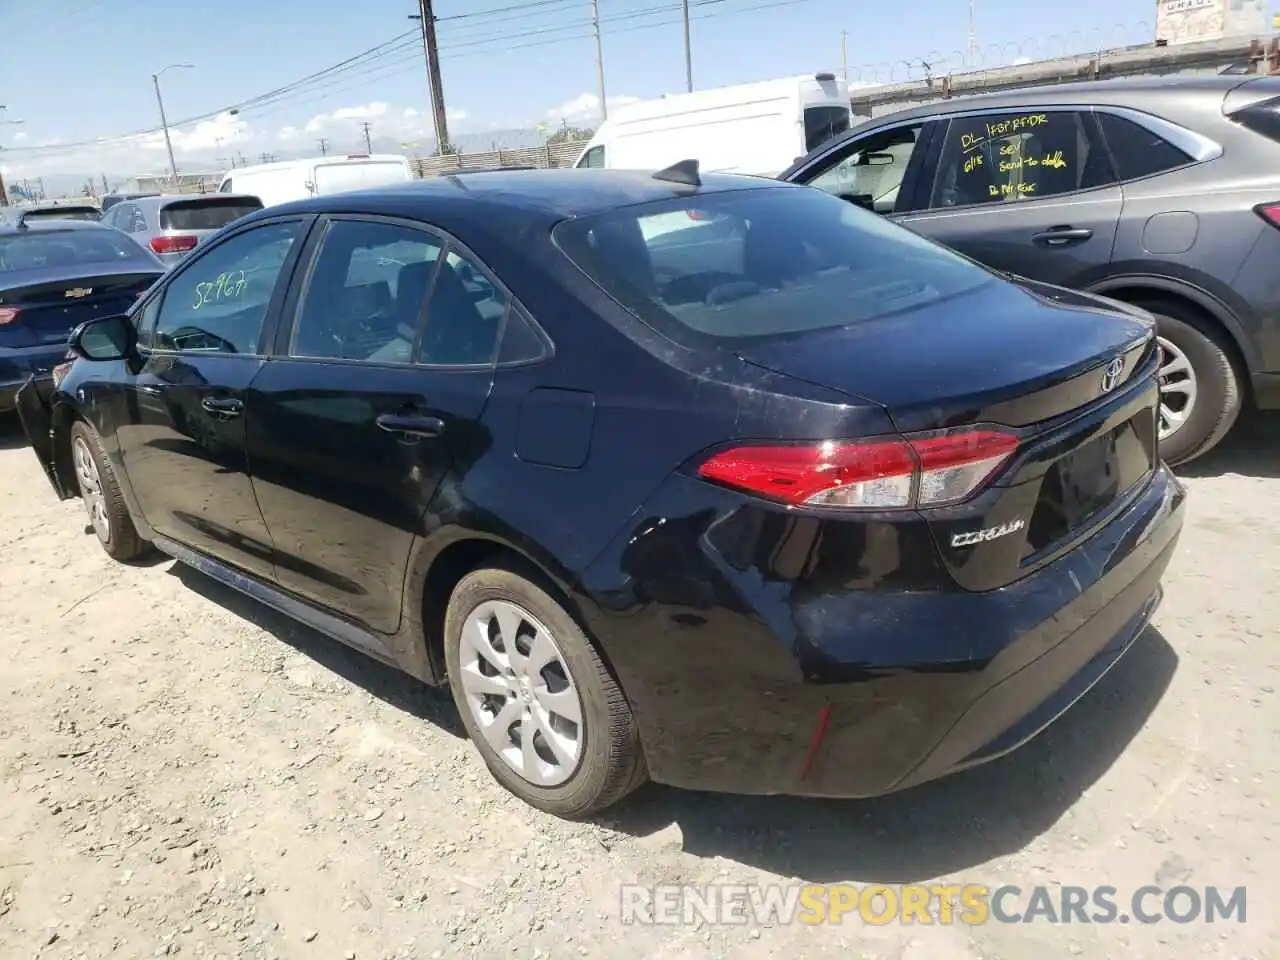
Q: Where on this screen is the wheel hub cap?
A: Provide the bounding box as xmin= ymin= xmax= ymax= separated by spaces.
xmin=1156 ymin=334 xmax=1198 ymax=442
xmin=72 ymin=436 xmax=110 ymax=543
xmin=457 ymin=599 xmax=584 ymax=787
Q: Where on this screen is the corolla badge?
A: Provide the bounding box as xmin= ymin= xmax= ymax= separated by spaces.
xmin=1100 ymin=356 xmax=1125 ymax=393
xmin=950 ymin=518 xmax=1026 ymax=548
xmin=65 ymin=287 xmax=93 ymax=299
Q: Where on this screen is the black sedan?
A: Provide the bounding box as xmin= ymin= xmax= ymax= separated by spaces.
xmin=14 ymin=167 xmax=1185 ymax=818
xmin=1 ymin=219 xmax=164 ymax=414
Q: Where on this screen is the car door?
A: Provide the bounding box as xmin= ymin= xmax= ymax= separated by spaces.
xmin=899 ymin=107 xmax=1122 ymax=287
xmin=245 ymin=215 xmax=503 ymax=633
xmin=113 ymin=217 xmax=311 ymax=580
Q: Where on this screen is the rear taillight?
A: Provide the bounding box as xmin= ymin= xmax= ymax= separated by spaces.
xmin=696 ymin=429 xmax=1020 ymax=509
xmin=1255 ymin=203 xmax=1280 ymax=230
xmin=0 ymin=307 xmax=20 ymax=325
xmin=150 ymin=235 xmax=198 ymax=254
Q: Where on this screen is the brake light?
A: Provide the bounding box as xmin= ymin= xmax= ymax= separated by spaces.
xmin=0 ymin=307 xmax=20 ymax=325
xmin=150 ymin=235 xmax=198 ymax=254
xmin=696 ymin=429 xmax=1020 ymax=509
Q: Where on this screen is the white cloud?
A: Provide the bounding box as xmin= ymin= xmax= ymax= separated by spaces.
xmin=447 ymin=108 xmax=468 ymax=122
xmin=545 ymin=92 xmax=640 ymax=126
xmin=403 ymin=107 xmax=420 ymax=119
xmin=12 ymin=131 xmax=26 ymax=141
xmin=278 ymin=126 xmax=299 ymax=142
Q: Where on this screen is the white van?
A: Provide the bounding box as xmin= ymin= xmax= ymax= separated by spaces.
xmin=217 ymin=154 xmax=415 ymax=207
xmin=573 ymin=73 xmax=853 ymax=178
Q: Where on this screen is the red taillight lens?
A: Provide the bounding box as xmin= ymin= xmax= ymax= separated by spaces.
xmin=0 ymin=307 xmax=21 ymax=325
xmin=696 ymin=429 xmax=1020 ymax=509
xmin=149 ymin=235 xmax=198 ymax=254
xmin=1254 ymin=203 xmax=1280 ymax=229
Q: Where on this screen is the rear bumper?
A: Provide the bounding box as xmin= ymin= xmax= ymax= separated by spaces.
xmin=0 ymin=344 xmax=66 ymax=412
xmin=581 ymin=462 xmax=1185 ymax=799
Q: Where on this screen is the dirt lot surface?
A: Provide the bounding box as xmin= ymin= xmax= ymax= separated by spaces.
xmin=1 ymin=412 xmax=1276 ymax=960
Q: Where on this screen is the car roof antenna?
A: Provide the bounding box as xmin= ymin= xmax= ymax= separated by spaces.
xmin=652 ymin=159 xmax=701 ymax=187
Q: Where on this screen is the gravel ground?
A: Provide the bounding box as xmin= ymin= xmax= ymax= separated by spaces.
xmin=0 ymin=411 xmax=1276 ymax=960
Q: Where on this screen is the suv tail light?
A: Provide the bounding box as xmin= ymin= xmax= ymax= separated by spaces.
xmin=150 ymin=235 xmax=198 ymax=255
xmin=696 ymin=429 xmax=1020 ymax=509
xmin=0 ymin=307 xmax=21 ymax=325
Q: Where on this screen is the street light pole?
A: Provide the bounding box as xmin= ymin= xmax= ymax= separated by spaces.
xmin=152 ymin=64 xmax=193 ymax=187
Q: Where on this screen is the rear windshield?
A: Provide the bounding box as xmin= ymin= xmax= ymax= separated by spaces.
xmin=553 ymin=186 xmax=994 ymax=346
xmin=20 ymin=207 xmax=102 ymax=223
xmin=804 ymin=105 xmax=852 ymax=151
xmin=160 ymin=197 xmax=263 ymax=231
xmin=0 ymin=229 xmax=148 ymax=273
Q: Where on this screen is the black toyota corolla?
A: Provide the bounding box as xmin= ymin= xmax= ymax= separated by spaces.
xmin=15 ymin=166 xmax=1185 ymax=818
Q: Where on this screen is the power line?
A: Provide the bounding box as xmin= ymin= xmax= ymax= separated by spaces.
xmin=7 ymin=0 xmax=817 ymax=158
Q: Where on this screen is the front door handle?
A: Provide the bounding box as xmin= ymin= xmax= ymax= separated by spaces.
xmin=376 ymin=413 xmax=445 ymax=440
xmin=1032 ymin=226 xmax=1093 ymax=246
xmin=200 ymin=396 xmax=244 ymax=418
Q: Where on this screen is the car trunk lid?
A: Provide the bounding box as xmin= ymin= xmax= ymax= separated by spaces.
xmin=0 ymin=267 xmax=159 ymax=348
xmin=736 ymin=277 xmax=1161 ymax=590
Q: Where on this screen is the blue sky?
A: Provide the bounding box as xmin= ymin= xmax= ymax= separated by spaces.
xmin=2 ymin=0 xmax=1170 ymax=178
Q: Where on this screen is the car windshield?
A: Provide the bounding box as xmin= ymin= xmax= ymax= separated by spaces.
xmin=553 ymin=185 xmax=995 ymax=346
xmin=0 ymin=229 xmax=147 ymax=273
xmin=160 ymin=198 xmax=263 ymax=231
xmin=20 ymin=207 xmax=102 ymax=223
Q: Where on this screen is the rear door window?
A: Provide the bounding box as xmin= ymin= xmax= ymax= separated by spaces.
xmin=554 ymin=185 xmax=993 ymax=346
xmin=160 ymin=197 xmax=264 ymax=231
xmin=1094 ymin=111 xmax=1194 ymax=181
xmin=289 ymin=219 xmax=443 ymax=363
xmin=929 ymin=110 xmax=1114 ymax=208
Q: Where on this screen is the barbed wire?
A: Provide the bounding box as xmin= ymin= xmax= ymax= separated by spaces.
xmin=850 ymin=19 xmax=1155 ymax=84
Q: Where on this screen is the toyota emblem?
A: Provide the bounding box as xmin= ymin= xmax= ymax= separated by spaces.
xmin=1100 ymin=356 xmax=1125 ymax=393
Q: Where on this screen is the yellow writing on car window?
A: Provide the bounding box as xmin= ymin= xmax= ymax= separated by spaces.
xmin=997 ymin=150 xmax=1068 ymax=175
xmin=959 ymin=114 xmax=1050 ymax=154
xmin=192 ymin=270 xmax=247 ymax=311
xmin=988 ymin=182 xmax=1038 ymax=197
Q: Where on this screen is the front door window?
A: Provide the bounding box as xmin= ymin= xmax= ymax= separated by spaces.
xmin=803 ymin=123 xmax=926 ymax=214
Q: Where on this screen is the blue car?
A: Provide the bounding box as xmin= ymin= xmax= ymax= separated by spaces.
xmin=0 ymin=219 xmax=164 ymax=413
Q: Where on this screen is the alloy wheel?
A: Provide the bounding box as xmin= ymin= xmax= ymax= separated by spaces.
xmin=72 ymin=436 xmax=110 ymax=542
xmin=458 ymin=599 xmax=584 ymax=787
xmin=1156 ymin=335 xmax=1198 ymax=442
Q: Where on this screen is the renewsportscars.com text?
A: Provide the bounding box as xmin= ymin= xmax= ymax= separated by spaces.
xmin=620 ymin=883 xmax=1247 ymax=927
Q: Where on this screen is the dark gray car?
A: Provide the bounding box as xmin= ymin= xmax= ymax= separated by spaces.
xmin=780 ymin=75 xmax=1280 ymax=465
xmin=102 ymin=193 xmax=263 ymax=267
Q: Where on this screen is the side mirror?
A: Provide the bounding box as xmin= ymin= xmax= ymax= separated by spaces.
xmin=70 ymin=313 xmax=136 ymax=362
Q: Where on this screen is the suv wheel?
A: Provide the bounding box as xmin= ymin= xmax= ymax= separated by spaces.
xmin=444 ymin=563 xmax=646 ymax=818
xmin=1133 ymin=300 xmax=1242 ymax=466
xmin=69 ymin=420 xmax=149 ymax=562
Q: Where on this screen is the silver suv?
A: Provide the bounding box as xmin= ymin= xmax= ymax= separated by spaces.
xmin=781 ymin=75 xmax=1280 ymax=464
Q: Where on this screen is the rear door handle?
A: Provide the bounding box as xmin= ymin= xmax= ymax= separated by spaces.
xmin=1032 ymin=226 xmax=1093 ymax=246
xmin=376 ymin=413 xmax=445 ymax=439
xmin=200 ymin=396 xmax=244 ymax=418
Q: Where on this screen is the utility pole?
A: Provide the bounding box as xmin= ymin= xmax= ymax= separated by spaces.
xmin=409 ymin=0 xmax=451 ymax=154
xmin=101 ymin=174 xmax=109 ymax=194
xmin=317 ymin=137 xmax=329 ymax=155
xmin=591 ymin=0 xmax=608 ymax=120
xmin=966 ymin=0 xmax=978 ymax=66
xmin=841 ymin=30 xmax=848 ymax=81
xmin=152 ymin=63 xmax=194 ymax=186
xmin=360 ymin=122 xmax=373 ymax=153
xmin=681 ymin=0 xmax=693 ymax=92
xmin=37 ymin=177 xmax=46 ymax=200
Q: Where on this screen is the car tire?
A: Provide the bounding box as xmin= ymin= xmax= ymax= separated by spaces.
xmin=69 ymin=420 xmax=149 ymax=562
xmin=1131 ymin=299 xmax=1242 ymax=467
xmin=444 ymin=562 xmax=646 ymax=819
